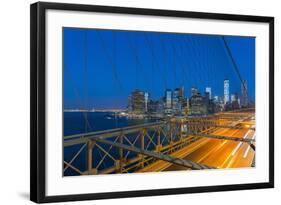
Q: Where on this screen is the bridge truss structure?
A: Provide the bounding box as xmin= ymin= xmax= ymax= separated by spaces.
xmin=63 ymin=111 xmax=255 ymax=176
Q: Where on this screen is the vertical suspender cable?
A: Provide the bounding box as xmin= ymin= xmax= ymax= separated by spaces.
xmin=84 ymin=30 xmax=88 ymax=133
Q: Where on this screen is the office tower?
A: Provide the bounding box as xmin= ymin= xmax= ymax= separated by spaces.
xmin=172 ymin=88 xmax=181 ymax=113
xmin=205 ymin=87 xmax=212 ymax=99
xmin=144 ymin=92 xmax=149 ymax=112
xmin=165 ymin=89 xmax=172 ymax=109
xmin=224 ymin=79 xmax=230 ymax=104
xmin=231 ymin=94 xmax=236 ymax=103
xmin=178 ymin=86 xmax=184 ymax=99
xmin=213 ymin=95 xmax=219 ymax=103
xmin=191 ymin=87 xmax=198 ymax=97
xmin=189 ymin=92 xmax=208 ymax=115
xmin=130 ymin=90 xmax=145 ymax=114
xmin=164 ymin=89 xmax=173 ymax=115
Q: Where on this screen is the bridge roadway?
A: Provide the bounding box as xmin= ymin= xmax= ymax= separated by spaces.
xmin=63 ymin=110 xmax=255 ymax=175
xmin=137 ymin=113 xmax=255 ymax=172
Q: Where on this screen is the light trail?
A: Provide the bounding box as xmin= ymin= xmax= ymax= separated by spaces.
xmin=231 ymin=129 xmax=251 ymax=156
xmin=243 ymin=133 xmax=256 ymax=158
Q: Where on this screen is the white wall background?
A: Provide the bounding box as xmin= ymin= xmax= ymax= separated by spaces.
xmin=0 ymin=0 xmax=279 ymax=204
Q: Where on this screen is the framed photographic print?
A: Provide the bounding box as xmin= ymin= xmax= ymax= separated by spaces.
xmin=30 ymin=2 xmax=274 ymax=203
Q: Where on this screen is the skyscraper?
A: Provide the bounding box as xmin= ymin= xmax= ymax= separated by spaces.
xmin=174 ymin=87 xmax=185 ymax=108
xmin=191 ymin=87 xmax=198 ymax=97
xmin=164 ymin=89 xmax=172 ymax=115
xmin=189 ymin=92 xmax=208 ymax=115
xmin=231 ymin=94 xmax=236 ymax=103
xmin=172 ymin=89 xmax=180 ymax=112
xmin=130 ymin=90 xmax=145 ymax=114
xmin=144 ymin=92 xmax=149 ymax=112
xmin=231 ymin=94 xmax=240 ymax=110
xmin=178 ymin=86 xmax=186 ymax=109
xmin=205 ymin=87 xmax=212 ymax=99
xmin=165 ymin=89 xmax=172 ymax=109
xmin=178 ymin=86 xmax=184 ymax=99
xmin=224 ymin=79 xmax=230 ymax=104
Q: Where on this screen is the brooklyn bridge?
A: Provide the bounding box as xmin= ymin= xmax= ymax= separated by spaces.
xmin=63 ymin=109 xmax=255 ymax=175
xmin=63 ymin=28 xmax=255 ymax=176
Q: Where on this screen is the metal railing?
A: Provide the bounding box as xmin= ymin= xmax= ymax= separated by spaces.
xmin=63 ymin=114 xmax=255 ymax=176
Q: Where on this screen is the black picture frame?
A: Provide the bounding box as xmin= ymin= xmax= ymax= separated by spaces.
xmin=30 ymin=2 xmax=274 ymax=203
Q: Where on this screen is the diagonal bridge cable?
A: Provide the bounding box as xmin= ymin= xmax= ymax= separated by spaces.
xmin=221 ymin=36 xmax=247 ymax=92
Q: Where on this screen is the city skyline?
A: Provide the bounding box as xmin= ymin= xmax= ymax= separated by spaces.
xmin=63 ymin=81 xmax=245 ymax=110
xmin=63 ymin=27 xmax=257 ymax=177
xmin=126 ymin=79 xmax=245 ymax=118
xmin=63 ymin=28 xmax=255 ymax=109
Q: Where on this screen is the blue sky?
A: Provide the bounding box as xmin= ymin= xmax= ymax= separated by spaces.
xmin=63 ymin=28 xmax=255 ymax=109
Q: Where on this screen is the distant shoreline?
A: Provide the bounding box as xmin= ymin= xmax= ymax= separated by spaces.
xmin=64 ymin=109 xmax=126 ymax=113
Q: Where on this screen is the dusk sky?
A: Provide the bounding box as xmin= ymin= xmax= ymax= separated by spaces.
xmin=63 ymin=28 xmax=255 ymax=109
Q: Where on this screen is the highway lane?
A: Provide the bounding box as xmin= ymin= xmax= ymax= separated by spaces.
xmin=226 ymin=130 xmax=255 ymax=168
xmin=137 ymin=112 xmax=255 ymax=172
xmin=165 ymin=114 xmax=255 ymax=171
xmin=163 ymin=127 xmax=250 ymax=171
xmin=137 ymin=135 xmax=214 ymax=172
xmin=198 ymin=128 xmax=250 ymax=168
xmin=138 ymin=127 xmax=251 ymax=172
